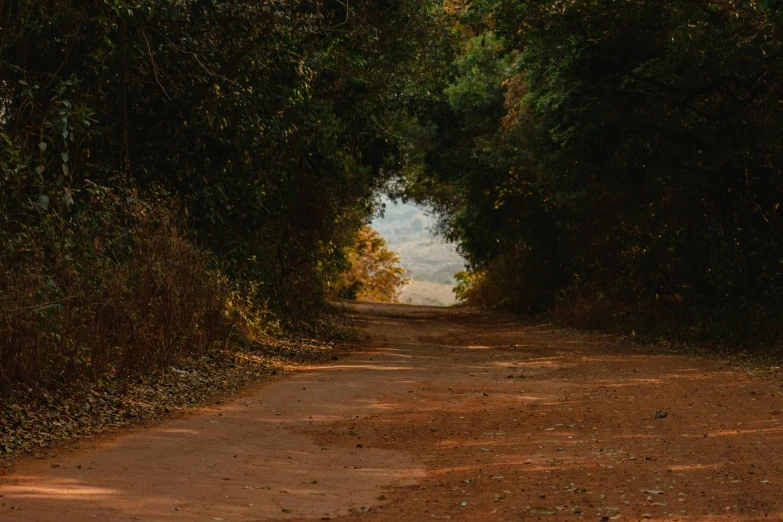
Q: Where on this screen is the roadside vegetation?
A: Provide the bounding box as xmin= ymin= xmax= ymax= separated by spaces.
xmin=5 ymin=0 xmax=783 ymax=456
xmin=0 ymin=0 xmax=434 ymax=453
xmin=403 ymin=0 xmax=783 ymax=347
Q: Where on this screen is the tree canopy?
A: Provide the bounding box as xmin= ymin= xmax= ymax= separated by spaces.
xmin=0 ymin=0 xmax=443 ymax=390
xmin=403 ymin=0 xmax=783 ymax=343
xmin=5 ymin=0 xmax=783 ymax=393
xmin=1 ymin=0 xmax=446 ymax=310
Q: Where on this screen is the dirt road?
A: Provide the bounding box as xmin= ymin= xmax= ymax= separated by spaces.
xmin=2 ymin=302 xmax=783 ymax=521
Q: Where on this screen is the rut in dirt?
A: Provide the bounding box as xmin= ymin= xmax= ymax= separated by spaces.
xmin=2 ymin=302 xmax=783 ymax=521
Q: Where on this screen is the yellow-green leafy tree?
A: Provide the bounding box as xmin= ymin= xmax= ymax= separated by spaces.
xmin=335 ymin=226 xmax=408 ymax=303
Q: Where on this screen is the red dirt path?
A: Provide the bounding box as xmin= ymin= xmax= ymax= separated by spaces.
xmin=2 ymin=302 xmax=783 ymax=521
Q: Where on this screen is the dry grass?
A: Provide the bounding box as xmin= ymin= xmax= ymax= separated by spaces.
xmin=0 ymin=206 xmax=231 ymax=394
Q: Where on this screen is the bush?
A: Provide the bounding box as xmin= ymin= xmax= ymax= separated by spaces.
xmin=0 ymin=197 xmax=231 ymax=394
xmin=549 ymin=288 xmax=630 ymax=333
xmin=453 ymin=270 xmax=491 ymax=307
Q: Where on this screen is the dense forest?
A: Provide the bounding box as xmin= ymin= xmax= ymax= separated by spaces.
xmin=404 ymin=0 xmax=783 ymax=345
xmin=4 ymin=0 xmax=783 ymax=395
xmin=1 ymin=0 xmax=435 ymax=392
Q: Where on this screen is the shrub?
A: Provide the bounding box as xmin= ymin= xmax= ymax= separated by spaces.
xmin=0 ymin=196 xmax=232 ymax=394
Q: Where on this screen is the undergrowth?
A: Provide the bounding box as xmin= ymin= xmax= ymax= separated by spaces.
xmin=455 ymin=273 xmax=783 ymax=350
xmin=0 ymin=191 xmax=285 ymax=397
xmin=0 ymin=312 xmax=354 ymax=460
xmin=549 ymin=288 xmax=783 ymax=351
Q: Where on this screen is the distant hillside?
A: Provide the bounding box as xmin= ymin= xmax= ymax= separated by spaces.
xmin=372 ymin=200 xmax=464 ymax=306
xmin=398 ymin=280 xmax=458 ymax=307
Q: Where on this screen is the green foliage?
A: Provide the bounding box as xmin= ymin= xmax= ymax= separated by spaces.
xmin=2 ymin=0 xmax=443 ymax=312
xmin=406 ymin=0 xmax=783 ymax=342
xmin=0 ymin=0 xmax=445 ymax=393
xmin=452 ymin=270 xmax=476 ymax=304
xmin=14 ymin=0 xmax=783 ymax=397
xmin=444 ymin=33 xmax=511 ymax=128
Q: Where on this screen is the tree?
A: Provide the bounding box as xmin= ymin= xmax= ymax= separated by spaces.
xmin=404 ymin=0 xmax=783 ymax=341
xmin=334 ymin=225 xmax=409 ymax=303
